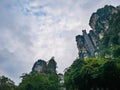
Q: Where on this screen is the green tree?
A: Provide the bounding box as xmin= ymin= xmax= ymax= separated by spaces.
xmin=102 ymin=60 xmax=120 ymax=89
xmin=18 ymin=73 xmax=50 ymax=90
xmin=64 ymin=58 xmax=84 ymax=90
xmin=112 ymin=46 xmax=120 ymax=58
xmin=17 ymin=73 xmax=60 ymax=90
xmin=64 ymin=57 xmax=120 ymax=90
xmin=0 ymin=76 xmax=16 ymax=90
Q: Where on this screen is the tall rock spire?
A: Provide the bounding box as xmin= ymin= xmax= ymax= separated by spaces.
xmin=76 ymin=30 xmax=95 ymax=59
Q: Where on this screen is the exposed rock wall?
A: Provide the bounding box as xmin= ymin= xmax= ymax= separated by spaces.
xmin=32 ymin=59 xmax=47 ymax=73
xmin=31 ymin=57 xmax=57 ymax=73
xmin=76 ymin=5 xmax=120 ymax=59
xmin=76 ymin=30 xmax=95 ymax=59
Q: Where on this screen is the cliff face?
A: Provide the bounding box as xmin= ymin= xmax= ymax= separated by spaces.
xmin=32 ymin=59 xmax=47 ymax=73
xmin=76 ymin=5 xmax=120 ymax=59
xmin=31 ymin=57 xmax=57 ymax=73
xmin=89 ymin=5 xmax=118 ymax=47
xmin=76 ymin=30 xmax=95 ymax=59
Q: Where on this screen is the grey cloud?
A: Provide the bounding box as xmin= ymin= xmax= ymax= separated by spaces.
xmin=0 ymin=48 xmax=26 ymax=83
xmin=0 ymin=0 xmax=35 ymax=84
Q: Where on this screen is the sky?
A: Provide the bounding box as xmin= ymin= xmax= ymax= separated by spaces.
xmin=0 ymin=0 xmax=119 ymax=84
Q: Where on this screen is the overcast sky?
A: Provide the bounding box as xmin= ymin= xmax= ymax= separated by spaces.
xmin=0 ymin=0 xmax=119 ymax=84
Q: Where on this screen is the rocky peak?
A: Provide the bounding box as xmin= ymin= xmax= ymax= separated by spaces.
xmin=117 ymin=5 xmax=120 ymax=10
xmin=48 ymin=57 xmax=57 ymax=72
xmin=76 ymin=30 xmax=95 ymax=59
xmin=31 ymin=57 xmax=57 ymax=73
xmin=76 ymin=5 xmax=120 ymax=59
xmin=89 ymin=5 xmax=118 ymax=35
xmin=32 ymin=59 xmax=47 ymax=73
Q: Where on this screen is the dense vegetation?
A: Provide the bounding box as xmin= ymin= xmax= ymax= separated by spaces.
xmin=0 ymin=76 xmax=16 ymax=90
xmin=64 ymin=57 xmax=120 ymax=90
xmin=0 ymin=72 xmax=61 ymax=90
xmin=64 ymin=8 xmax=120 ymax=90
xmin=17 ymin=72 xmax=60 ymax=90
xmin=100 ymin=9 xmax=120 ymax=58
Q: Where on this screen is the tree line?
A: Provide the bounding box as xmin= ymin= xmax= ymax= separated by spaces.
xmin=64 ymin=57 xmax=120 ymax=90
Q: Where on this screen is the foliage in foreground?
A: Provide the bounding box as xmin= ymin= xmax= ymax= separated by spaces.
xmin=64 ymin=57 xmax=120 ymax=90
xmin=0 ymin=76 xmax=16 ymax=90
xmin=17 ymin=72 xmax=60 ymax=90
xmin=0 ymin=72 xmax=61 ymax=90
